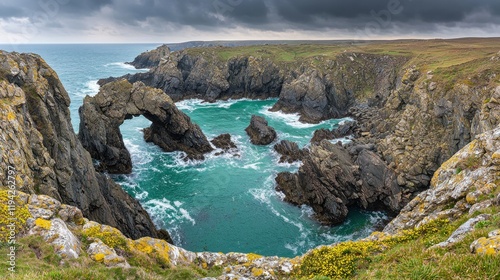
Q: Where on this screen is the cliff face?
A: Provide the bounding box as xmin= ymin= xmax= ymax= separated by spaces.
xmin=0 ymin=51 xmax=169 ymax=242
xmin=384 ymin=125 xmax=500 ymax=234
xmin=117 ymin=48 xmax=406 ymax=123
xmin=120 ymin=44 xmax=499 ymax=225
xmin=127 ymin=44 xmax=171 ymax=69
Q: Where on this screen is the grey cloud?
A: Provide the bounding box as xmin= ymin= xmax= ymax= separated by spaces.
xmin=1 ymin=0 xmax=500 ymax=40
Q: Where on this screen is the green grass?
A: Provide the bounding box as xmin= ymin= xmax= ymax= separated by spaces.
xmin=0 ymin=236 xmax=222 ymax=280
xmin=356 ymin=206 xmax=500 ymax=280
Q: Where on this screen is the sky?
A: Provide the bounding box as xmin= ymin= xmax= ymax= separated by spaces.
xmin=0 ymin=0 xmax=499 ymax=43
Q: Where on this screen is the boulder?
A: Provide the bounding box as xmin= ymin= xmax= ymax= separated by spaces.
xmin=29 ymin=218 xmax=81 ymax=259
xmin=471 ymin=230 xmax=500 ymax=256
xmin=87 ymin=240 xmax=130 ymax=268
xmin=245 ymin=115 xmax=277 ymax=145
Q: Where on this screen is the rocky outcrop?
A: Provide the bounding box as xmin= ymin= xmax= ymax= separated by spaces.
xmin=107 ymin=46 xmax=407 ymax=123
xmin=311 ymin=120 xmax=357 ymax=144
xmin=245 ymin=115 xmax=277 ymax=145
xmin=384 ymin=126 xmax=500 ymax=234
xmin=211 ymin=133 xmax=237 ymax=151
xmin=128 ymin=44 xmax=171 ymax=69
xmin=12 ymin=189 xmax=298 ymax=278
xmin=274 ymin=140 xmax=304 ymax=163
xmin=276 ymin=140 xmax=404 ymax=225
xmin=79 ymin=79 xmax=213 ymax=173
xmin=0 ymin=51 xmax=168 ymax=241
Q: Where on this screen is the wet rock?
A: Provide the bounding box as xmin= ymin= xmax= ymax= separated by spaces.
xmin=245 ymin=115 xmax=277 ymax=145
xmin=274 ymin=140 xmax=304 ymax=163
xmin=311 ymin=120 xmax=357 ymax=144
xmin=275 ymin=140 xmax=404 ymax=225
xmin=211 ymin=134 xmax=237 ymax=151
xmin=79 ymin=79 xmax=213 ymax=173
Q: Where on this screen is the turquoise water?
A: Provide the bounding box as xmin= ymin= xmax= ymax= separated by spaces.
xmin=0 ymin=44 xmax=385 ymax=257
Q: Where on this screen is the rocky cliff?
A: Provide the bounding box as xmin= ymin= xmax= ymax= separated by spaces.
xmin=111 ymin=42 xmax=500 ymax=225
xmin=108 ymin=47 xmax=406 ymax=123
xmin=0 ymin=51 xmax=170 ymax=242
xmin=78 ymin=79 xmax=213 ymax=173
xmin=127 ymin=44 xmax=171 ymax=69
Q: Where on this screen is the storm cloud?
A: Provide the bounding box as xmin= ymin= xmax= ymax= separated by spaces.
xmin=0 ymin=0 xmax=499 ymax=43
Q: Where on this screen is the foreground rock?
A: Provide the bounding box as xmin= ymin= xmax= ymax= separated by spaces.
xmin=246 ymin=115 xmax=277 ymax=145
xmin=276 ymin=140 xmax=404 ymax=225
xmin=79 ymin=79 xmax=213 ymax=173
xmin=0 ymin=51 xmax=167 ymax=241
xmin=274 ymin=140 xmax=305 ymax=163
xmin=11 ymin=190 xmax=298 ymax=278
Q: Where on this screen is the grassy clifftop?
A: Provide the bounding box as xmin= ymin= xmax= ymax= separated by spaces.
xmin=185 ymin=38 xmax=500 ymax=66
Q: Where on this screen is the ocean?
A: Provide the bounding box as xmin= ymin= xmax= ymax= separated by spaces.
xmin=0 ymin=44 xmax=386 ymax=257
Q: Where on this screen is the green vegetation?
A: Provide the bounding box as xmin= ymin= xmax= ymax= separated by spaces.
xmin=292 ymin=206 xmax=500 ymax=280
xmin=185 ymin=38 xmax=500 ymax=94
xmin=0 ymin=235 xmax=222 ymax=280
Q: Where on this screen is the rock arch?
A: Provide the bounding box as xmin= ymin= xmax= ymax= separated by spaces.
xmin=79 ymin=79 xmax=213 ymax=174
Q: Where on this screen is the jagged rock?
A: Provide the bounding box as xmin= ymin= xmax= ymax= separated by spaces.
xmin=274 ymin=140 xmax=304 ymax=163
xmin=431 ymin=214 xmax=491 ymax=248
xmin=128 ymin=44 xmax=170 ymax=69
xmin=276 ymin=140 xmax=404 ymax=225
xmin=114 ymin=47 xmax=406 ymax=123
xmin=79 ymin=79 xmax=213 ymax=173
xmin=211 ymin=134 xmax=237 ymax=151
xmin=355 ymin=150 xmax=403 ymax=211
xmin=311 ymin=120 xmax=357 ymax=144
xmin=384 ymin=127 xmax=500 ymax=234
xmin=245 ymin=115 xmax=277 ymax=145
xmin=87 ymin=240 xmax=130 ymax=268
xmin=0 ymin=51 xmax=168 ymax=241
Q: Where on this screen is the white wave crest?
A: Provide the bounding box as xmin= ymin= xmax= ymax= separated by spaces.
xmin=144 ymin=198 xmax=196 ymax=226
xmin=105 ymin=62 xmax=149 ymax=71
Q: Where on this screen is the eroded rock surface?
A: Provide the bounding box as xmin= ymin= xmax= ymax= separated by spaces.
xmin=245 ymin=115 xmax=277 ymax=145
xmin=276 ymin=140 xmax=404 ymax=225
xmin=274 ymin=140 xmax=304 ymax=163
xmin=0 ymin=51 xmax=168 ymax=241
xmin=79 ymin=79 xmax=213 ymax=173
xmin=384 ymin=126 xmax=500 ymax=234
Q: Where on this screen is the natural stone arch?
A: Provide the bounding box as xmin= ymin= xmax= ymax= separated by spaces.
xmin=79 ymin=79 xmax=213 ymax=174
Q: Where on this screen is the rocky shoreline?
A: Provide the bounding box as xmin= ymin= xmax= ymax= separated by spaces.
xmin=112 ymin=44 xmax=500 ymax=226
xmin=1 ymin=42 xmax=500 ymax=278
